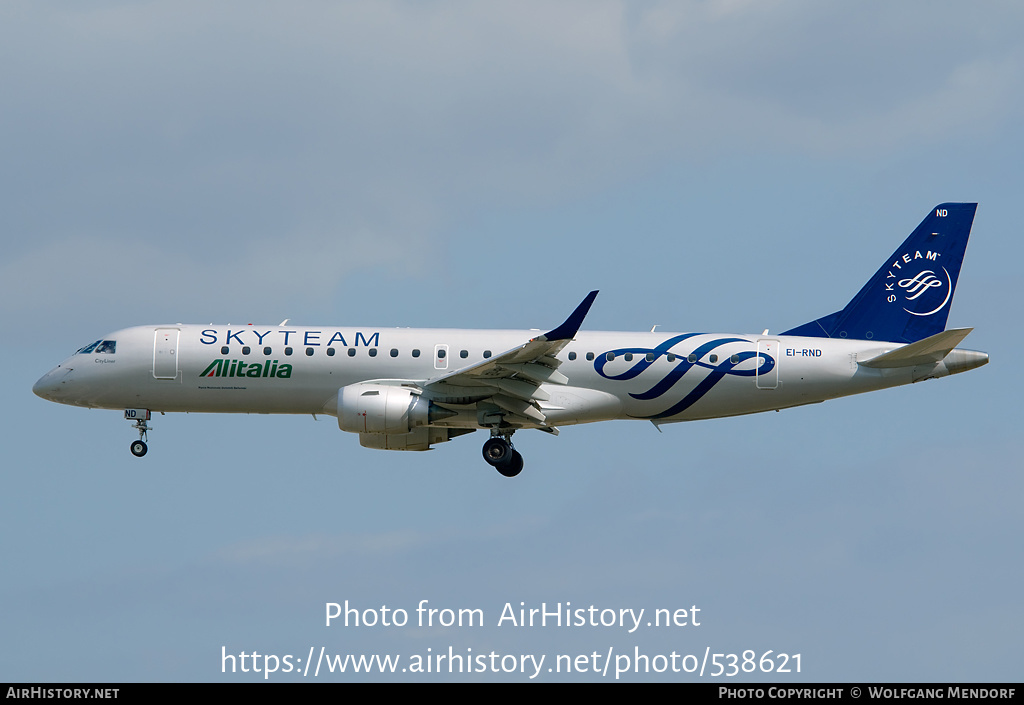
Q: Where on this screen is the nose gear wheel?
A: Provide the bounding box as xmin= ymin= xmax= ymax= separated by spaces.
xmin=127 ymin=413 xmax=151 ymax=458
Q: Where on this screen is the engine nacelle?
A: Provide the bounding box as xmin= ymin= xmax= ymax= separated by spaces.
xmin=359 ymin=427 xmax=447 ymax=451
xmin=358 ymin=427 xmax=474 ymax=451
xmin=338 ymin=383 xmax=429 ymax=435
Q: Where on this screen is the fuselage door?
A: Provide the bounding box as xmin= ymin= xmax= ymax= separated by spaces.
xmin=756 ymin=339 xmax=779 ymax=390
xmin=153 ymin=328 xmax=180 ymax=380
xmin=434 ymin=344 xmax=449 ymax=370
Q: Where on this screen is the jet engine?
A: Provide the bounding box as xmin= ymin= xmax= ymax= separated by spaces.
xmin=337 ymin=383 xmax=453 ymax=435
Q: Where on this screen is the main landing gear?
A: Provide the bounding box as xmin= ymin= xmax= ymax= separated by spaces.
xmin=125 ymin=409 xmax=151 ymax=457
xmin=482 ymin=433 xmax=524 ymax=478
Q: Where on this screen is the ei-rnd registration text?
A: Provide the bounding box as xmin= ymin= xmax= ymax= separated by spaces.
xmin=221 ymin=646 xmax=801 ymax=680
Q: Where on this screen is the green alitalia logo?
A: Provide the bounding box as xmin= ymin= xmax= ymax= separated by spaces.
xmin=200 ymin=359 xmax=293 ymax=379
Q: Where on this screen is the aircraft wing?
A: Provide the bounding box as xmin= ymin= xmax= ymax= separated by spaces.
xmin=422 ymin=291 xmax=599 ymax=429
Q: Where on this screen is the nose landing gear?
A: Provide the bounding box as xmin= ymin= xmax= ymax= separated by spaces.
xmin=125 ymin=409 xmax=151 ymax=458
xmin=482 ymin=433 xmax=524 ymax=477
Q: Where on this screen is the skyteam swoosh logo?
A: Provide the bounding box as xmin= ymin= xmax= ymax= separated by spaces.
xmin=884 ymin=249 xmax=953 ymax=319
xmin=899 ymin=270 xmax=942 ymax=300
xmin=899 ymin=267 xmax=952 ymax=316
xmin=594 ymin=334 xmax=775 ymax=419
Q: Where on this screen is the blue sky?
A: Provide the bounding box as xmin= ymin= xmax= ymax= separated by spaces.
xmin=2 ymin=1 xmax=1021 ymax=681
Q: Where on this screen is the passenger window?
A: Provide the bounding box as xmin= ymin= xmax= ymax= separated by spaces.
xmin=460 ymin=350 xmax=468 ymax=359
xmin=606 ymin=352 xmax=615 ymax=362
xmin=483 ymin=350 xmax=492 ymax=358
xmin=220 ymin=346 xmax=229 ymax=355
xmin=568 ymin=352 xmax=577 ymax=361
xmin=710 ymin=354 xmax=718 ymax=363
xmin=369 ymin=348 xmax=378 ymax=357
xmin=586 ymin=352 xmax=594 ymax=361
xmin=667 ymin=354 xmax=676 ymax=362
xmin=687 ymin=354 xmax=697 ymax=363
xmin=390 ymin=349 xmax=399 ymax=357
xmin=624 ymin=353 xmax=633 ymax=362
xmin=437 ymin=349 xmax=446 ymax=359
xmin=264 ymin=347 xmax=272 ymax=356
xmin=285 ymin=347 xmax=293 ymax=356
xmin=305 ymin=348 xmax=314 ymax=356
xmin=730 ymin=354 xmax=739 ymax=364
xmin=327 ymin=348 xmax=336 ymax=357
xmin=646 ymin=353 xmax=654 ymax=362
xmin=412 ymin=349 xmax=421 ymax=358
xmin=348 ymin=348 xmax=356 ymax=357
xmin=242 ymin=346 xmax=251 ymax=355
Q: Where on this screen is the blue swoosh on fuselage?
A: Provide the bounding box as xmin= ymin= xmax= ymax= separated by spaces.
xmin=594 ymin=334 xmax=776 ymax=419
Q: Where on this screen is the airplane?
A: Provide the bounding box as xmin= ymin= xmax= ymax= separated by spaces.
xmin=33 ymin=203 xmax=988 ymax=477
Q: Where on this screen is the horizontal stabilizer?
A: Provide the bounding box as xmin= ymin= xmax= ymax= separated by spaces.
xmin=859 ymin=328 xmax=973 ymax=369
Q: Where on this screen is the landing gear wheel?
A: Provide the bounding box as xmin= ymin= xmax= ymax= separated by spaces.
xmin=496 ymin=450 xmax=524 ymax=478
xmin=482 ymin=437 xmax=512 ymax=466
xmin=126 ymin=410 xmax=152 ymax=458
xmin=482 ymin=436 xmax=524 ymax=477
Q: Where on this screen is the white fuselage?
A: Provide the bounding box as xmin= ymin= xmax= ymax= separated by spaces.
xmin=33 ymin=323 xmax=981 ymax=428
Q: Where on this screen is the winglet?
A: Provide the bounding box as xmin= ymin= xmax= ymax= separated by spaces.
xmin=541 ymin=290 xmax=599 ymax=341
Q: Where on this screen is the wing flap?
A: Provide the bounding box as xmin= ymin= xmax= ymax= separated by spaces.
xmin=496 ymin=362 xmax=569 ymax=386
xmin=493 ymin=378 xmax=550 ymax=402
xmin=490 ymin=394 xmax=547 ymax=423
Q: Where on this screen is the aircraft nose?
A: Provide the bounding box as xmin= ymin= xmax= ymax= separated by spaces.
xmin=33 ymin=366 xmax=71 ymax=402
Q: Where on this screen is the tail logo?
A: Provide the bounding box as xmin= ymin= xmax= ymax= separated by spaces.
xmin=886 ymin=250 xmax=953 ymax=318
xmin=896 ymin=266 xmax=952 ymax=316
xmin=899 ymin=270 xmax=942 ymax=300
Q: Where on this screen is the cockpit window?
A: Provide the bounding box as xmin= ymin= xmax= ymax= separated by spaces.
xmin=77 ymin=340 xmax=116 ymax=355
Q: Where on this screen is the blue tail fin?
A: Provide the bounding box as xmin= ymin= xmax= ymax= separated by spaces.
xmin=783 ymin=203 xmax=977 ymax=344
